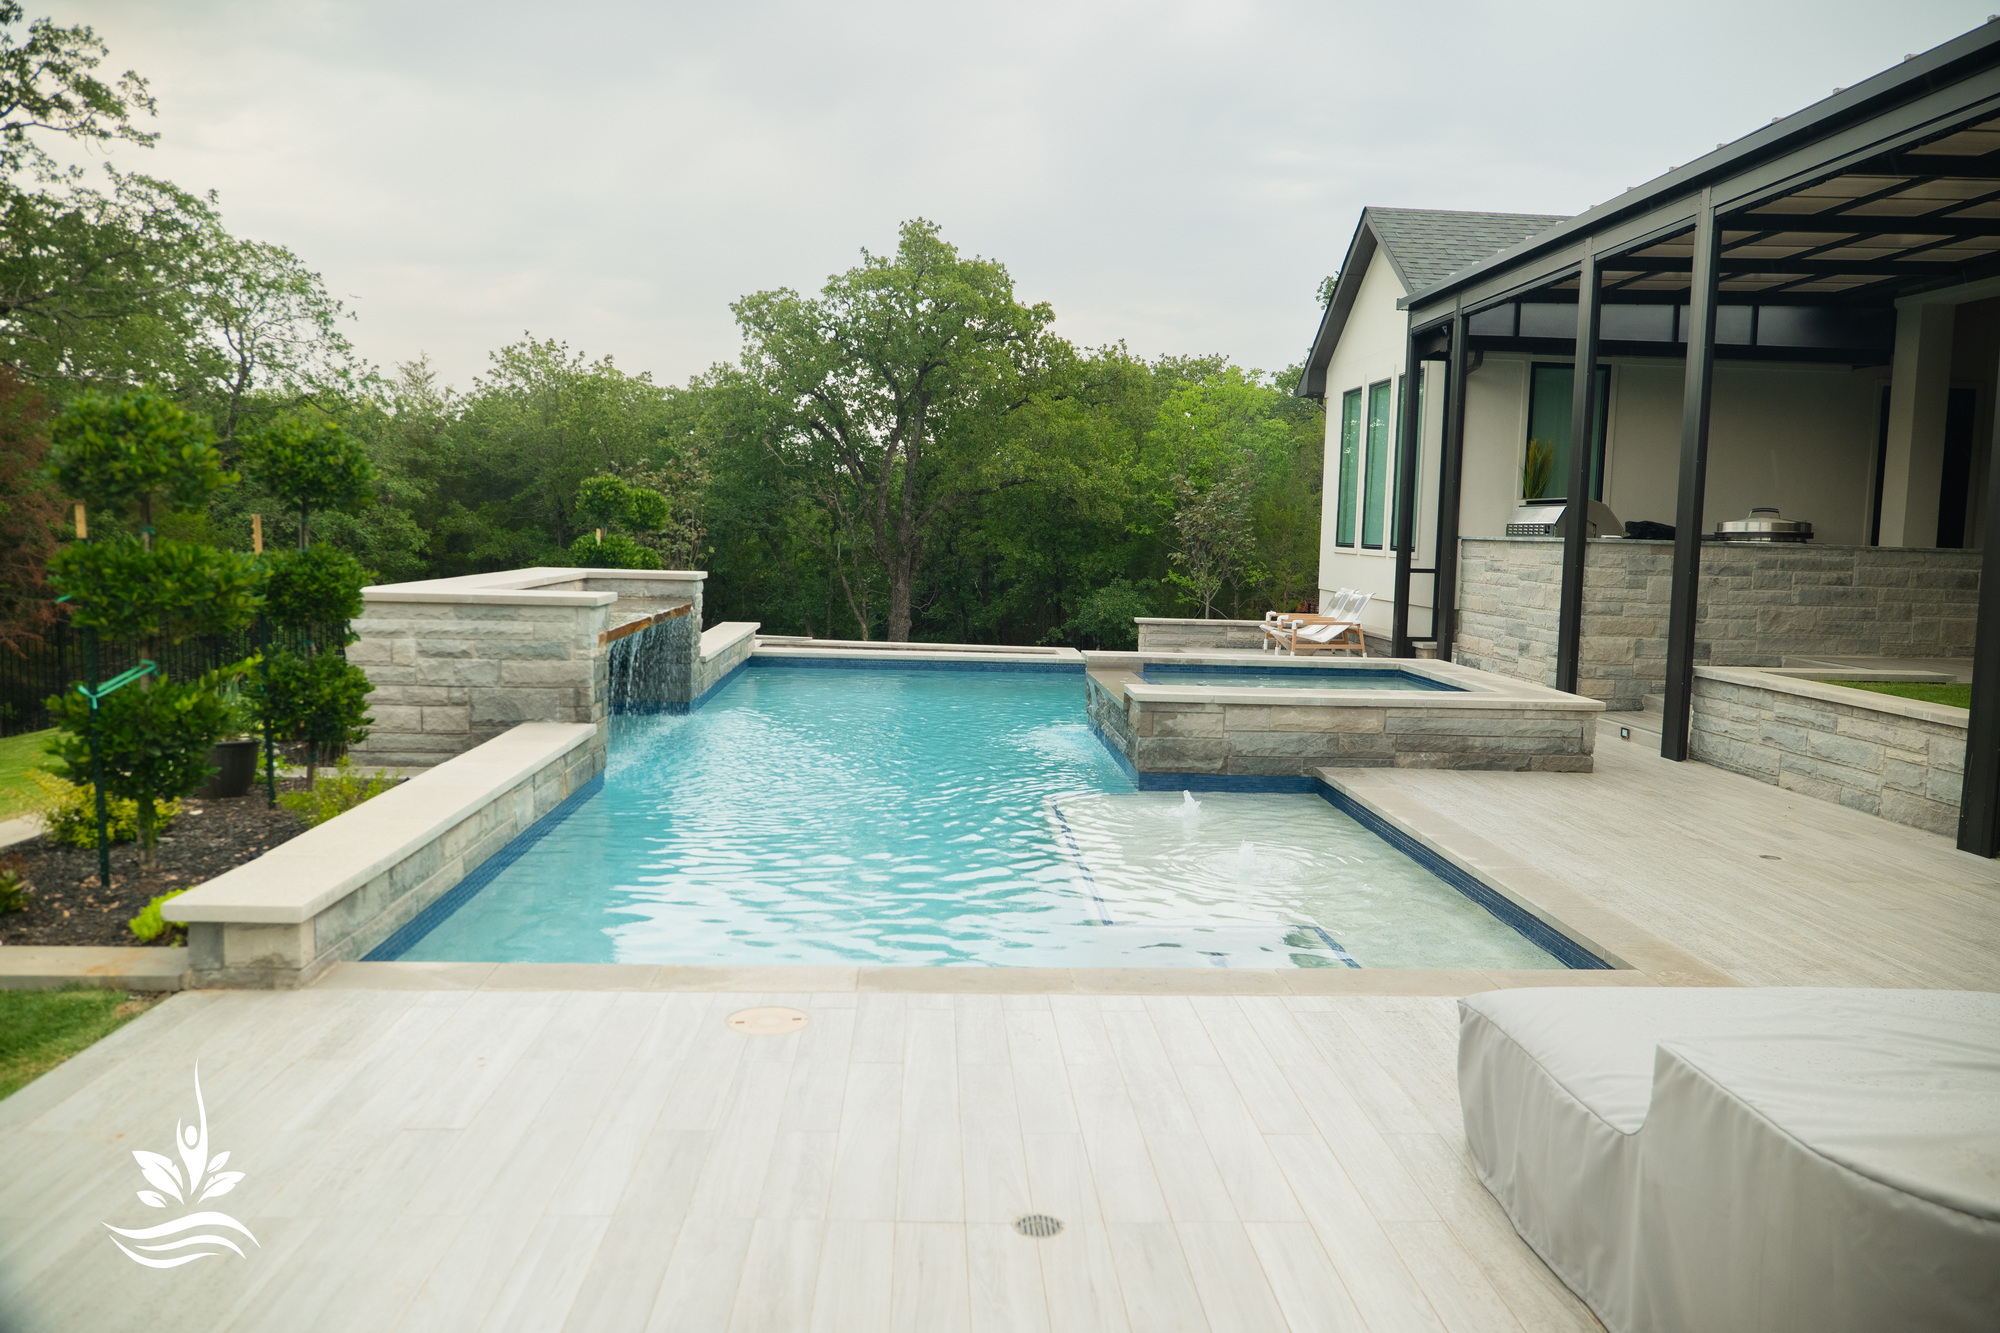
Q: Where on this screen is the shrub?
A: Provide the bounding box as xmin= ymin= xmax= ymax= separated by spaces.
xmin=28 ymin=771 xmax=177 ymax=848
xmin=0 ymin=862 xmax=29 ymax=914
xmin=128 ymin=888 xmax=187 ymax=944
xmin=260 ymin=543 xmax=369 ymax=631
xmin=277 ymin=757 xmax=394 ymax=828
xmin=245 ymin=649 xmax=372 ymax=784
xmin=44 ymin=668 xmax=235 ymax=863
xmin=565 ymin=530 xmax=661 ymax=570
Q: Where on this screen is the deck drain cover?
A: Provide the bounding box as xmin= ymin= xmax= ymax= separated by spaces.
xmin=1013 ymin=1213 xmax=1063 ymax=1238
xmin=727 ymin=1006 xmax=810 ymax=1035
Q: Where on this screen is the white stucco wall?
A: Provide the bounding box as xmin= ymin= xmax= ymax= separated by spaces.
xmin=1455 ymin=353 xmax=1880 ymax=544
xmin=1315 ymin=249 xmax=1443 ymax=637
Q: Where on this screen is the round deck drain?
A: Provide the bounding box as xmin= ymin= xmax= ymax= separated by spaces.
xmin=1013 ymin=1213 xmax=1063 ymax=1238
xmin=727 ymin=1006 xmax=810 ymax=1035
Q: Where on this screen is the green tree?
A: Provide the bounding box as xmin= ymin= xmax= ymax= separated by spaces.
xmin=238 ymin=415 xmax=374 ymax=547
xmin=42 ymin=388 xmax=257 ymax=873
xmin=0 ymin=1 xmax=155 ymax=178
xmin=45 ymin=667 xmax=239 ymax=869
xmin=45 ymin=387 xmax=230 ymax=544
xmin=0 ymin=367 xmax=59 ymax=652
xmin=730 ymin=219 xmax=1061 ymax=640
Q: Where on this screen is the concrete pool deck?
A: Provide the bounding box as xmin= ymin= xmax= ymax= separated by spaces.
xmin=3 ymin=716 xmax=1996 ymax=1331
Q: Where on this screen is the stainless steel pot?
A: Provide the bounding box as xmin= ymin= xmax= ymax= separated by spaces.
xmin=1714 ymin=507 xmax=1813 ymax=543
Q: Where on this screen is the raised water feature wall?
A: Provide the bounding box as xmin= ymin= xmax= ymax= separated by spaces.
xmin=350 ymin=567 xmax=710 ymax=765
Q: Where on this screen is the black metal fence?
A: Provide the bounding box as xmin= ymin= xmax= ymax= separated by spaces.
xmin=0 ymin=622 xmax=339 ymax=738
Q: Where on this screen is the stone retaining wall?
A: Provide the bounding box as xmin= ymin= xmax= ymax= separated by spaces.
xmin=170 ymin=722 xmax=603 ymax=987
xmin=1455 ymin=539 xmax=1979 ymax=710
xmin=1689 ymin=668 xmax=1966 ymax=836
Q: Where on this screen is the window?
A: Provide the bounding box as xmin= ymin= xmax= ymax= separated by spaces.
xmin=1336 ymin=389 xmax=1361 ymax=546
xmin=1391 ymin=370 xmax=1422 ymax=549
xmin=1523 ymin=363 xmax=1610 ymax=502
xmin=1362 ymin=380 xmax=1392 ymax=548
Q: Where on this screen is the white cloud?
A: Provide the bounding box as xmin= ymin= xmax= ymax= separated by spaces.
xmin=41 ymin=0 xmax=1998 ymax=388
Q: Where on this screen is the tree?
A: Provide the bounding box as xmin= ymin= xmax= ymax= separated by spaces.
xmin=45 ymin=386 xmax=231 ymax=544
xmin=564 ymin=472 xmax=671 ymax=568
xmin=239 ymin=416 xmax=374 ymax=547
xmin=731 ymin=219 xmax=1061 ymax=640
xmin=45 ymin=667 xmax=239 ymax=870
xmin=42 ymin=388 xmax=258 ymax=873
xmin=0 ymin=2 xmax=155 ymax=179
xmin=1168 ymin=462 xmax=1259 ymax=619
xmin=0 ymin=367 xmax=59 ymax=652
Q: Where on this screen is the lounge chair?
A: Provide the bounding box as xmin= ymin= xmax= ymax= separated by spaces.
xmin=1261 ymin=592 xmax=1355 ymax=652
xmin=1265 ymin=592 xmax=1371 ymax=656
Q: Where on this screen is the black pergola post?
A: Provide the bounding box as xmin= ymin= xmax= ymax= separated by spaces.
xmin=1957 ymin=387 xmax=2000 ymax=854
xmin=1663 ymin=197 xmax=1721 ymax=761
xmin=1391 ymin=329 xmax=1425 ymax=657
xmin=1555 ymin=253 xmax=1603 ymax=695
xmin=1434 ymin=311 xmax=1470 ymax=660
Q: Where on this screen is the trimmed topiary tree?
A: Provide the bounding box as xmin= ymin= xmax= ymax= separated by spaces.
xmin=240 ymin=416 xmax=376 ymax=792
xmin=43 ymin=389 xmax=261 ymax=877
xmin=565 ymin=473 xmax=671 ymax=569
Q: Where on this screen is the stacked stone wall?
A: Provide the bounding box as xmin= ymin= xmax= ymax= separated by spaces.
xmin=1454 ymin=539 xmax=1980 ymax=710
xmin=350 ymin=601 xmax=610 ymax=767
xmin=1689 ymin=671 xmax=1966 ymax=836
xmin=1134 ymin=619 xmax=1270 ymax=651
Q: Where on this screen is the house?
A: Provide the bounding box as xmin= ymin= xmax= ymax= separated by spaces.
xmin=1297 ymin=21 xmax=2000 ymax=856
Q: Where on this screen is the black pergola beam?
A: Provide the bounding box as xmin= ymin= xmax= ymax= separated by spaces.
xmin=1729 ymin=216 xmax=2000 ymax=237
xmin=1662 ymin=199 xmax=1722 ymax=762
xmin=1610 ymin=256 xmax=2000 ymax=276
xmin=1555 ymin=255 xmax=1601 ymax=697
xmin=1433 ymin=311 xmax=1470 ymax=661
xmin=1958 ymin=367 xmax=2000 ymax=855
xmin=1390 ymin=330 xmax=1425 ymax=658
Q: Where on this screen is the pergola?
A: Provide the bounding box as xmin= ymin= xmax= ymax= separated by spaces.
xmin=1386 ymin=22 xmax=2000 ymax=856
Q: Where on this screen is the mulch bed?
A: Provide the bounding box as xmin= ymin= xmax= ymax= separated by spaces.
xmin=0 ymin=782 xmax=310 ymax=948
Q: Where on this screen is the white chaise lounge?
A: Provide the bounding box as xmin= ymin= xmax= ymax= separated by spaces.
xmin=1458 ymin=987 xmax=2000 ymax=1333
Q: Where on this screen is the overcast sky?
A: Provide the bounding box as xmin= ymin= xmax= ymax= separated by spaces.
xmin=42 ymin=0 xmax=2000 ymax=391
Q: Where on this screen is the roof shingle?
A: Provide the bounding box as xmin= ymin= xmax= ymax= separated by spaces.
xmin=1366 ymin=207 xmax=1569 ymax=293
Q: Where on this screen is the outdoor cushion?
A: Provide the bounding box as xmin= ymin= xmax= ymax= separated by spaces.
xmin=1459 ymin=987 xmax=2000 ymax=1333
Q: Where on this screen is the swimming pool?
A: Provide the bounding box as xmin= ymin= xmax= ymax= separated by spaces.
xmin=381 ymin=662 xmax=1583 ymax=969
xmin=1137 ymin=663 xmax=1461 ymax=690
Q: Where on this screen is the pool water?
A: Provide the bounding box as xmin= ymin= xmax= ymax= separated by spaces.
xmin=391 ymin=664 xmax=1566 ymax=969
xmin=1138 ymin=664 xmax=1459 ymax=691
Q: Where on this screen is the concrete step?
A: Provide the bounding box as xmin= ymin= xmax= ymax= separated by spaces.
xmin=0 ymin=945 xmax=188 ymax=990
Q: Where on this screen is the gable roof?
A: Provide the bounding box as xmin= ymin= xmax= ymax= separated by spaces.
xmin=1298 ymin=206 xmax=1568 ymax=398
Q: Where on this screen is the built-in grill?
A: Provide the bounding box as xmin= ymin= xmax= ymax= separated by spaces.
xmin=1712 ymin=507 xmax=1813 ymax=543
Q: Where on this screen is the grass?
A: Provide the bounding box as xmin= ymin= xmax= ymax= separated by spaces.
xmin=0 ymin=986 xmax=165 ymax=1100
xmin=0 ymin=728 xmax=55 ymax=821
xmin=1817 ymin=680 xmax=1971 ymax=709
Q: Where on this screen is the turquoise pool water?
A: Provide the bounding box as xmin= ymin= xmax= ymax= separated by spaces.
xmin=1138 ymin=664 xmax=1459 ymax=691
xmin=391 ymin=664 xmax=1569 ymax=969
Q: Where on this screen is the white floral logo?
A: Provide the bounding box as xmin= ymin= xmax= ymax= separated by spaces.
xmin=104 ymin=1065 xmax=258 ymax=1269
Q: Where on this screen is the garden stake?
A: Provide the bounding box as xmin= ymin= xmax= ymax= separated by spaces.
xmin=259 ymin=619 xmax=276 ymax=808
xmin=75 ymin=647 xmax=157 ymax=890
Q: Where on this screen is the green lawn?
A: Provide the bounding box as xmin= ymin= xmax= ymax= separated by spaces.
xmin=0 ymin=728 xmax=55 ymax=820
xmin=0 ymin=987 xmax=165 ymax=1099
xmin=1818 ymin=680 xmax=1971 ymax=709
